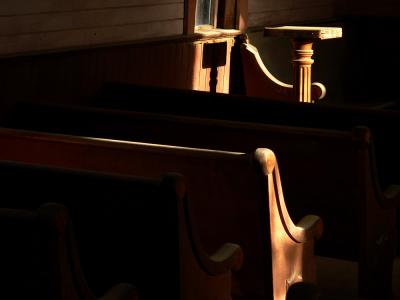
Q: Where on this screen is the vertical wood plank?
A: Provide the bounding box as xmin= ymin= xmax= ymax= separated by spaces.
xmin=184 ymin=0 xmax=196 ymax=34
xmin=191 ymin=42 xmax=202 ymax=90
xmin=236 ymin=0 xmax=248 ymax=31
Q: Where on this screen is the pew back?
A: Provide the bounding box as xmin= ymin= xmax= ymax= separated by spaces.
xmin=89 ymin=82 xmax=400 ymax=188
xmin=0 ymin=204 xmax=78 ymax=300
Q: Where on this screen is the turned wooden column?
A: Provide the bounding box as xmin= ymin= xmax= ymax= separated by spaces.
xmin=264 ymin=26 xmax=342 ymax=103
xmin=292 ymin=39 xmax=314 ymax=102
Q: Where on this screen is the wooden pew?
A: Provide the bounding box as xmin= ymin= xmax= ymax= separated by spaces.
xmin=2 ymin=103 xmax=398 ymax=299
xmin=0 ymin=127 xmax=322 ymax=300
xmin=0 ymin=159 xmax=242 ymax=300
xmin=0 ymin=202 xmax=139 ymax=300
xmin=85 ymin=82 xmax=400 ymax=189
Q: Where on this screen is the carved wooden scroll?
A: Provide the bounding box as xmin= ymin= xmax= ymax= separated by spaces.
xmin=239 ymin=38 xmax=326 ymax=102
xmin=264 ymin=26 xmax=342 ymax=103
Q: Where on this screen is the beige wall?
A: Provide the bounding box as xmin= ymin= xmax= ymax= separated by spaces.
xmin=0 ymin=0 xmax=184 ymax=57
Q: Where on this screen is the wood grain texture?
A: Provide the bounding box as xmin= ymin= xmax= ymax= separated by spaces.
xmin=0 ymin=0 xmax=184 ymax=56
xmin=248 ymin=1 xmax=336 ymax=28
xmin=0 ymin=124 xmax=320 ymax=300
xmin=0 ymin=20 xmax=183 ymax=57
xmin=0 ymin=148 xmax=240 ymax=300
xmin=12 ymin=92 xmax=395 ymax=299
xmin=0 ymin=0 xmax=182 ymax=16
xmin=184 ymin=0 xmax=196 ymax=34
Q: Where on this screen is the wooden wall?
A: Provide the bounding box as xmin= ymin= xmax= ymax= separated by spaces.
xmin=1 ymin=0 xmax=398 ymax=58
xmin=0 ymin=36 xmax=235 ymax=107
xmin=247 ymin=0 xmax=338 ymax=28
xmin=1 ymin=0 xmax=398 ymax=109
xmin=0 ymin=0 xmax=184 ymax=57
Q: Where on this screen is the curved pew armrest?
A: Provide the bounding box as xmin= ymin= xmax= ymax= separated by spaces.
xmin=98 ymin=283 xmax=139 ymax=300
xmin=382 ymin=184 xmax=400 ymax=208
xmin=191 ymin=240 xmax=244 ymax=277
xmin=255 ymin=148 xmax=323 ymax=244
xmin=255 ymin=148 xmax=322 ymax=299
xmin=39 ymin=203 xmax=138 ymax=300
xmin=295 ymin=215 xmax=324 ymax=243
xmin=162 ymin=173 xmax=244 ymax=277
xmin=208 ymin=242 xmax=244 ymax=273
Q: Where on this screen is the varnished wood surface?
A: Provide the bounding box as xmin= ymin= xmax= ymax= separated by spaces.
xmin=0 ymin=126 xmax=321 ymax=300
xmin=4 ymin=101 xmax=398 ymax=299
xmin=0 ymin=158 xmax=240 ymax=300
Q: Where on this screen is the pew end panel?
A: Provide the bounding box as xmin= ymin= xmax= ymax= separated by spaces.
xmin=0 ymin=202 xmax=139 ymax=300
xmin=162 ymin=172 xmax=244 ymax=300
xmin=254 ymin=148 xmax=323 ymax=300
xmin=0 ymin=160 xmax=240 ymax=300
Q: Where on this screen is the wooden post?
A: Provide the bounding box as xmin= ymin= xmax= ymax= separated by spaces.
xmin=264 ymin=26 xmax=342 ymax=103
xmin=292 ymin=39 xmax=314 ymax=102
